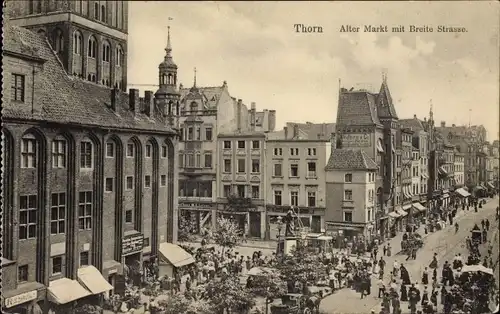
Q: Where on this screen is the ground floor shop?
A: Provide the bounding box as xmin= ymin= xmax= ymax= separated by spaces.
xmin=324 ymin=221 xmax=372 ymax=250
xmin=266 ymin=207 xmax=325 ymax=240
xmin=2 ymin=282 xmax=46 ymax=314
xmin=158 ymin=242 xmax=195 ymax=279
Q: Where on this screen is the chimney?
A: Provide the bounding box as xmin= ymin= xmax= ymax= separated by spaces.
xmin=129 ymin=88 xmax=140 ymax=113
xmin=110 ymin=87 xmax=119 ymax=111
xmin=414 ymin=114 xmax=417 ymax=119
xmin=268 ymin=110 xmax=276 ymax=132
xmin=330 ymin=132 xmax=337 ymax=153
xmin=284 ymin=126 xmax=288 ymax=139
xmin=424 ymin=117 xmax=427 ymax=122
xmin=179 ymin=83 xmax=183 ymax=89
xmin=144 ymin=91 xmax=154 ymax=117
xmin=452 ymin=124 xmax=456 ymax=127
xmin=236 ymin=99 xmax=242 ymax=132
xmin=441 ymin=121 xmax=446 ymax=127
xmin=322 ymin=123 xmax=327 ymax=138
xmin=292 ymin=124 xmax=299 ymax=139
xmin=250 ymin=102 xmax=256 ymax=131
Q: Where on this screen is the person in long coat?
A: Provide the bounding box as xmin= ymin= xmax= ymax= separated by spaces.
xmin=430 ymin=289 xmax=438 ymax=307
xmin=429 ymin=253 xmax=438 ymax=269
xmin=400 ymin=284 xmax=408 ymax=302
xmin=421 ymin=267 xmax=429 ymax=285
xmin=400 ymin=264 xmax=411 ymax=285
xmin=421 ymin=286 xmax=429 ymax=306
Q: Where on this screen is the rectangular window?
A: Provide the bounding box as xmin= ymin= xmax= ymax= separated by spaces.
xmin=308 ymin=148 xmax=317 ymax=156
xmin=18 ymin=265 xmax=28 ymax=282
xmin=290 ymin=164 xmax=299 ymax=177
xmin=52 ymin=140 xmax=67 ymax=168
xmin=19 ymin=195 xmax=37 ymax=240
xmin=224 ymin=159 xmax=232 ymax=173
xmin=80 ymin=251 xmax=89 ymax=266
xmin=161 ymin=175 xmax=167 ymax=186
xmin=196 ymin=127 xmax=201 ymax=140
xmin=273 ymin=148 xmax=283 ymax=156
xmin=127 ymin=143 xmax=134 ymax=157
xmin=308 ymin=191 xmax=316 ymax=207
xmin=146 ymin=144 xmax=152 ymax=158
xmin=223 ymin=141 xmax=231 ymax=149
xmin=105 ymin=178 xmax=113 ymax=192
xmin=106 ymin=142 xmax=114 ymax=158
xmin=21 ymin=137 xmax=37 ymax=168
xmin=307 ymin=162 xmax=316 ymax=178
xmin=126 ymin=176 xmax=134 ymax=190
xmin=273 ymin=163 xmax=282 ymax=177
xmin=11 ymin=74 xmax=25 ymax=102
xmin=52 ymin=256 xmax=63 ymax=275
xmin=145 ymin=175 xmax=151 ymax=188
xmin=238 ymin=141 xmax=245 ymax=149
xmin=125 ymin=210 xmax=133 ymax=223
xmin=196 ymin=153 xmax=201 ymax=167
xmin=237 ymin=159 xmax=246 ymax=173
xmin=162 ymin=145 xmax=167 ymax=158
xmin=251 ymin=159 xmax=260 ymax=173
xmin=290 ymin=148 xmax=299 ymax=156
xmin=78 ymin=192 xmax=92 ymax=230
xmin=344 ymin=190 xmax=353 ymax=201
xmin=236 ymin=185 xmax=245 ymax=198
xmin=252 ymin=140 xmax=260 ymax=149
xmin=179 ymin=153 xmax=184 ymax=168
xmin=274 ymin=190 xmax=282 ymax=205
xmin=251 ymin=186 xmax=260 ymax=199
xmin=344 ymin=212 xmax=353 ymax=222
xmin=223 ymin=185 xmax=232 ymax=197
xmin=50 ymin=193 xmax=66 ymax=235
xmin=344 ymin=173 xmax=353 ymax=183
xmin=205 ymin=128 xmax=213 ymax=141
xmin=80 ymin=141 xmax=93 ymax=168
xmin=290 ymin=191 xmax=299 ymax=206
xmin=204 ymin=153 xmax=212 ymax=168
xmin=187 ymin=127 xmax=194 ymax=140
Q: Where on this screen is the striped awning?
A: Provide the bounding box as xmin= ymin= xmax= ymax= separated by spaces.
xmin=412 ymin=202 xmax=426 ymax=212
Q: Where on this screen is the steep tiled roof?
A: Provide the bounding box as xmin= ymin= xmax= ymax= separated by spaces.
xmin=3 ymin=25 xmax=175 ymax=134
xmin=400 ymin=118 xmax=426 ymax=132
xmin=180 ymin=86 xmax=224 ymax=109
xmin=285 ymin=122 xmax=336 ymax=140
xmin=376 ymin=80 xmax=398 ymax=119
xmin=325 ymin=149 xmax=378 ymax=171
xmin=336 ymin=91 xmax=381 ymax=128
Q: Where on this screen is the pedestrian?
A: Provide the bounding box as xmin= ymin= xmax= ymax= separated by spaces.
xmin=421 ymin=286 xmax=429 ymax=306
xmin=422 ymin=267 xmax=429 ymax=285
xmin=430 ymin=289 xmax=438 ymax=307
xmin=400 ymin=284 xmax=408 ymax=302
xmin=393 ymin=261 xmax=399 ymax=277
xmin=378 ymin=279 xmax=386 ymax=298
xmin=383 ymin=245 xmax=387 ymax=256
xmin=387 ymin=244 xmax=392 ymax=257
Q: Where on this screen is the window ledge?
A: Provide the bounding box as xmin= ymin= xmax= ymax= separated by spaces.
xmin=306 ymin=177 xmax=318 ymax=180
xmin=272 ymin=175 xmax=283 ymax=178
xmin=289 ymin=176 xmax=300 ymax=179
xmin=251 ymin=172 xmax=261 ymax=175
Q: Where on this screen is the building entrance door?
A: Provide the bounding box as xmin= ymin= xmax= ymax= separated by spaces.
xmin=249 ymin=212 xmax=261 ymax=238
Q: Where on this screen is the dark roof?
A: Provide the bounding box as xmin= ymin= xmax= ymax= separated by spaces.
xmin=3 ymin=25 xmax=175 ymax=134
xmin=376 ymin=80 xmax=398 ymax=119
xmin=180 ymin=86 xmax=225 ymax=109
xmin=325 ymin=149 xmax=378 ymax=171
xmin=336 ymin=91 xmax=381 ymax=128
xmin=400 ymin=118 xmax=426 ymax=132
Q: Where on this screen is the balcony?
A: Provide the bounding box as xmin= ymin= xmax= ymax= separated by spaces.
xmin=180 ymin=166 xmax=214 ymax=176
xmin=221 ymin=194 xmax=258 ymax=212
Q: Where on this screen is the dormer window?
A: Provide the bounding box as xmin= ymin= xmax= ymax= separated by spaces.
xmin=190 ymin=102 xmax=198 ymax=112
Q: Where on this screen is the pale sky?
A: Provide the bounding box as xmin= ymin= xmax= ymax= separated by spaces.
xmin=127 ymin=1 xmax=500 ymax=140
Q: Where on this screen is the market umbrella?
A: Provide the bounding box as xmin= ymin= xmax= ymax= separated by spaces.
xmin=460 ymin=264 xmax=494 ymax=275
xmin=247 ymin=266 xmax=274 ymax=276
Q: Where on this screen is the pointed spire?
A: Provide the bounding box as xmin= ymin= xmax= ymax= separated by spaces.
xmin=164 ymin=26 xmax=172 ymax=58
xmin=429 ymin=99 xmax=434 ymax=121
xmin=194 ymin=67 xmax=197 ymax=88
xmin=382 ymin=68 xmax=388 ymax=83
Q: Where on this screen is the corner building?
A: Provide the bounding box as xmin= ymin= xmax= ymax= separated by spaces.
xmin=2 ymin=25 xmax=179 ymax=313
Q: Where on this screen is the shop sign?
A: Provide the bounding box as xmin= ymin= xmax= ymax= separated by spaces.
xmin=4 ymin=290 xmax=37 ymax=308
xmin=341 ymin=133 xmax=371 ymax=147
xmin=122 ymin=233 xmax=144 ymax=255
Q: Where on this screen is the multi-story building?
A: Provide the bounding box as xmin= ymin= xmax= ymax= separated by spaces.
xmin=265 ymin=123 xmax=334 ymax=240
xmin=454 ymin=150 xmax=465 ymax=187
xmin=394 ymin=127 xmax=413 ymax=231
xmin=2 ymin=24 xmax=179 ymax=313
xmin=324 ymin=148 xmax=378 ymax=240
xmin=6 ymin=0 xmax=129 ymax=90
xmin=216 ymin=132 xmax=267 ymax=238
xmin=334 ymin=76 xmax=400 ymax=240
xmin=491 ymin=140 xmax=499 ymax=185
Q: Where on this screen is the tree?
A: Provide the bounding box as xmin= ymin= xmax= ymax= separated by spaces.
xmin=203 ymin=274 xmax=256 ymax=314
xmin=178 ymin=214 xmax=198 ymax=242
xmin=209 ymin=216 xmax=241 ymax=256
xmin=249 ymin=271 xmax=287 ymax=301
xmin=276 ymin=244 xmax=327 ymax=291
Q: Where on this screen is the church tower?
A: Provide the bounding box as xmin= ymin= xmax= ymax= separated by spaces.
xmin=5 ymin=0 xmax=128 ymax=91
xmin=155 ymin=26 xmax=180 ymax=129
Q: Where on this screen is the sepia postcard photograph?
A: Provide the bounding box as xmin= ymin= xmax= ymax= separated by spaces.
xmin=1 ymin=1 xmax=499 ymax=314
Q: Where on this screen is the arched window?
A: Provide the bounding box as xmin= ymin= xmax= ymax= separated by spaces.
xmin=116 ymin=45 xmax=123 ymax=66
xmin=53 ymin=29 xmax=64 ymax=53
xmin=73 ymin=31 xmax=83 ymax=55
xmin=94 ymin=2 xmax=99 ymax=20
xmin=88 ymin=36 xmax=97 ymax=58
xmin=92 ymin=74 xmax=96 ymax=82
xmin=21 ymin=133 xmax=37 ymax=169
xmin=102 ymin=40 xmax=110 ymax=62
xmin=88 ymin=74 xmax=92 ymax=81
xmin=101 ymin=5 xmax=106 ymax=23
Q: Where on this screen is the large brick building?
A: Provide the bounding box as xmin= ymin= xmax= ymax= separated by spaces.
xmin=1 ymin=23 xmax=179 ymax=313
xmin=6 ymin=0 xmax=129 ymax=90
